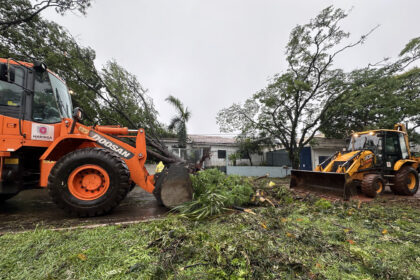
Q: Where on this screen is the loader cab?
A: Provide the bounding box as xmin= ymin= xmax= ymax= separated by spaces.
xmin=0 ymin=60 xmax=73 ymax=124
xmin=383 ymin=131 xmax=409 ymax=169
xmin=349 ymin=130 xmax=409 ymax=170
xmin=0 ymin=64 xmax=26 ymax=119
xmin=32 ymin=70 xmax=73 ymax=123
xmin=349 ymin=132 xmax=383 ymax=165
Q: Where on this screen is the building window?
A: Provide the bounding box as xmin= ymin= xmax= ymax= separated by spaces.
xmin=218 ymin=150 xmax=226 ymax=159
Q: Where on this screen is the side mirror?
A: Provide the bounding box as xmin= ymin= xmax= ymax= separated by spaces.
xmin=33 ymin=61 xmax=47 ymax=72
xmin=73 ymin=107 xmax=83 ymax=121
xmin=0 ymin=64 xmax=15 ymax=83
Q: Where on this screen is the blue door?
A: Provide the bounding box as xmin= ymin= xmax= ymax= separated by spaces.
xmin=299 ymin=147 xmax=312 ymax=170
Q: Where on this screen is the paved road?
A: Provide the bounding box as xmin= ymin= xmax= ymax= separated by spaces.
xmin=0 ymin=187 xmax=167 ymax=233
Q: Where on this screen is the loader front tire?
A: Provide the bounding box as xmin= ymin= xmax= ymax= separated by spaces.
xmin=391 ymin=166 xmax=419 ymax=196
xmin=48 ymin=148 xmax=131 ymax=217
xmin=361 ymin=174 xmax=385 ymax=198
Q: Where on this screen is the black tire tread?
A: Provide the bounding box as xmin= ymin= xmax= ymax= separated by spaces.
xmin=391 ymin=166 xmax=419 ymax=196
xmin=48 ymin=148 xmax=131 ymax=217
xmin=361 ymin=174 xmax=384 ymax=198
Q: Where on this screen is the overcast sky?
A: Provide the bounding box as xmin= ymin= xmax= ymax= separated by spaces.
xmin=42 ymin=0 xmax=420 ymax=135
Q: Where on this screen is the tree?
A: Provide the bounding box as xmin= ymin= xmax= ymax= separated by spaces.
xmin=217 ymin=6 xmax=376 ymax=168
xmin=0 ymin=0 xmax=92 ymax=31
xmin=166 ymin=95 xmax=191 ymax=148
xmin=235 ymin=136 xmax=265 ymax=166
xmin=321 ymin=38 xmax=420 ymax=143
xmin=321 ymin=67 xmax=420 ymax=140
xmin=0 ymin=0 xmax=182 ymax=163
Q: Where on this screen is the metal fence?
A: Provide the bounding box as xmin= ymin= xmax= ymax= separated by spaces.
xmin=265 ymin=150 xmax=291 ymax=166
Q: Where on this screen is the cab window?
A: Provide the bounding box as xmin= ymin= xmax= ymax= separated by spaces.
xmin=399 ymin=133 xmax=409 ymax=159
xmin=0 ymin=66 xmax=24 ymax=107
xmin=32 ymin=71 xmax=61 ymax=123
xmin=384 ymin=132 xmax=402 ymax=168
xmin=49 ymin=73 xmax=72 ymax=118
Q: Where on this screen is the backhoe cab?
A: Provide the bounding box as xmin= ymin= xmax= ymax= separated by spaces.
xmin=0 ymin=58 xmax=192 ymax=216
xmin=291 ymin=124 xmax=419 ymax=199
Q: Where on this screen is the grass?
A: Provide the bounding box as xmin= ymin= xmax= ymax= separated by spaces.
xmin=0 ymin=178 xmax=419 ymax=279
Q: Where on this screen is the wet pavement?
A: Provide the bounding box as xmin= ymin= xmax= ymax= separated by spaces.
xmin=0 ymin=187 xmax=168 ymax=233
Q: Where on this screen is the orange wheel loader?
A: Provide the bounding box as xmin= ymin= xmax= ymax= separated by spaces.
xmin=290 ymin=124 xmax=420 ymax=199
xmin=0 ymin=58 xmax=192 ymax=216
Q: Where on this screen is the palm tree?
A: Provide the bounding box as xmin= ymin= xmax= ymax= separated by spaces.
xmin=166 ymin=95 xmax=191 ymax=148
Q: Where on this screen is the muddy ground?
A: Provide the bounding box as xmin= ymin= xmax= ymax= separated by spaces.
xmin=1 ymin=177 xmax=418 ymax=233
xmin=0 ymin=187 xmax=167 ymax=233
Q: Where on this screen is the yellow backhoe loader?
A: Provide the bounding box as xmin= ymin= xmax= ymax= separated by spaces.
xmin=290 ymin=124 xmax=420 ymax=199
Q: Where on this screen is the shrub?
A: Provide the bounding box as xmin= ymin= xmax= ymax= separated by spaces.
xmin=173 ymin=169 xmax=254 ymax=220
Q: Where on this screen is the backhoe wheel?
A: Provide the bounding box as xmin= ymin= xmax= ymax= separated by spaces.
xmin=391 ymin=166 xmax=419 ymax=196
xmin=361 ymin=174 xmax=385 ymax=198
xmin=48 ymin=148 xmax=131 ymax=217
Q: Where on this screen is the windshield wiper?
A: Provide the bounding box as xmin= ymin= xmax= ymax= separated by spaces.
xmin=55 ymin=88 xmax=66 ymax=117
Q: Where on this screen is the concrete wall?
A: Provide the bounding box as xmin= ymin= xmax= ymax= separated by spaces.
xmin=311 ymin=148 xmax=338 ymax=169
xmin=206 ymin=146 xmax=237 ymax=167
xmin=310 ymin=138 xmax=346 ymax=169
xmin=227 ymin=166 xmax=291 ymax=178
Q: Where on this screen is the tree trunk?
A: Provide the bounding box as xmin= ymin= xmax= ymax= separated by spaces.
xmin=288 ymin=148 xmax=301 ymax=169
xmin=247 ymin=151 xmax=253 ymax=166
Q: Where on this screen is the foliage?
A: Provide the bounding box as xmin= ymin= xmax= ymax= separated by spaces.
xmin=235 ymin=135 xmax=265 ymax=166
xmin=98 ymin=61 xmax=160 ymax=129
xmin=228 ymin=152 xmax=239 ymax=166
xmin=1 ymin=187 xmax=419 ymax=279
xmin=0 ymin=0 xmax=92 ymax=31
xmin=173 ymin=169 xmax=254 ymax=220
xmin=217 ymin=6 xmax=377 ymax=168
xmin=321 ymin=62 xmax=420 ymax=142
xmin=314 ymin=198 xmax=333 ymax=210
xmin=166 ymin=95 xmax=191 ymax=148
xmin=0 ymin=0 xmax=180 ymax=162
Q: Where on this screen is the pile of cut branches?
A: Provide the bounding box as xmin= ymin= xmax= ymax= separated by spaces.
xmin=173 ymin=169 xmax=254 ymax=220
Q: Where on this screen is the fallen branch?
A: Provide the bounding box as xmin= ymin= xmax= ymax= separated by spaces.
xmin=181 ymin=263 xmax=209 ymax=270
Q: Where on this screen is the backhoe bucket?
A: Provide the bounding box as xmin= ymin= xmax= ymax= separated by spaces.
xmin=290 ymin=170 xmax=354 ymax=200
xmin=153 ymin=164 xmax=193 ymax=208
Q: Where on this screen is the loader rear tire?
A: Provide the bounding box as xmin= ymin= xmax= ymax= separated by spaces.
xmin=391 ymin=166 xmax=419 ymax=196
xmin=48 ymin=148 xmax=131 ymax=217
xmin=361 ymin=174 xmax=385 ymax=198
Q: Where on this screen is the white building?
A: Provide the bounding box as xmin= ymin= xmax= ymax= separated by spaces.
xmin=264 ymin=135 xmax=346 ymax=170
xmin=161 ymin=134 xmax=345 ymax=170
xmin=162 ymin=135 xmax=263 ymax=168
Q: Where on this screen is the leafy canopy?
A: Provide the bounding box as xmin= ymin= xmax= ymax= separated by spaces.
xmin=217 ymin=6 xmax=376 ymax=168
xmin=166 ymin=95 xmax=191 ymax=148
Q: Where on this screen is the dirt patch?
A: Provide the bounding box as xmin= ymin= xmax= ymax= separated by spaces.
xmin=254 ymin=176 xmax=419 ymax=207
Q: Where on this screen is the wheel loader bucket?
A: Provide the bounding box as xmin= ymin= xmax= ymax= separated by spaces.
xmin=153 ymin=164 xmax=193 ymax=208
xmin=290 ymin=170 xmax=354 ymax=200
